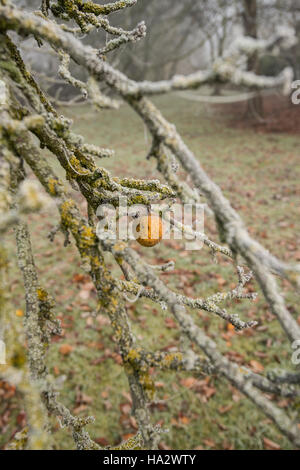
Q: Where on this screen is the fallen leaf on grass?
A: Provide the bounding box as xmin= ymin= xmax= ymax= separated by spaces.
xmin=79 ymin=290 xmax=91 ymax=300
xmin=59 ymin=344 xmax=73 ymax=356
xmin=73 ymin=405 xmax=88 ymax=415
xmin=95 ymin=437 xmax=109 ymax=446
xmin=120 ymin=403 xmax=131 ymax=415
xmin=72 ymin=273 xmax=89 ymax=284
xmin=218 ymin=404 xmax=233 ymax=415
xmin=222 ymin=440 xmax=234 ymax=450
xmin=180 ymin=377 xmax=197 ymax=389
xmin=122 ymin=433 xmax=135 ymax=441
xmin=179 ymin=415 xmax=190 ymax=425
xmin=203 ymin=439 xmax=215 ymax=448
xmin=263 ymin=437 xmax=280 ymax=450
xmin=129 ymin=416 xmax=138 ymax=430
xmin=80 ymin=393 xmax=93 ymax=405
xmin=96 ymin=314 xmax=110 ymax=327
xmin=164 ymin=317 xmax=177 ymax=329
xmin=249 ymin=360 xmax=264 ymax=373
xmin=16 ymin=411 xmax=26 ymax=427
xmin=121 ymin=391 xmax=132 ymax=404
xmin=154 ymin=381 xmax=165 ymax=389
xmin=159 ymin=442 xmax=171 ymax=450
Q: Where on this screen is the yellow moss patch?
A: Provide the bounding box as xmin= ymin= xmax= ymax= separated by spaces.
xmin=139 ymin=370 xmax=156 ymax=401
xmin=60 ymin=199 xmax=79 ymax=229
xmin=80 ymin=225 xmax=96 ymax=249
xmin=36 ymin=287 xmax=48 ymax=302
xmin=68 ymin=155 xmax=89 ymax=177
xmin=10 ymin=350 xmax=26 ymax=368
xmin=47 ymin=178 xmax=58 ymax=196
xmin=164 ymin=352 xmax=183 ymax=367
xmin=125 ymin=348 xmax=141 ymax=362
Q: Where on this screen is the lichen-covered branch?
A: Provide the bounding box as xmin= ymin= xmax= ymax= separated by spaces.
xmin=118 ymin=266 xmax=258 ymax=331
xmin=104 ymin=240 xmax=300 ymax=448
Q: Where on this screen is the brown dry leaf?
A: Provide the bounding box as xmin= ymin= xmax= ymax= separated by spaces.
xmin=121 ymin=391 xmax=133 ymax=404
xmin=155 ymin=381 xmax=165 ymax=389
xmin=86 ymin=316 xmax=94 ymax=327
xmin=96 ymin=314 xmax=110 ymax=327
xmin=180 ymin=377 xmax=197 ymax=389
xmin=218 ymin=404 xmax=233 ymax=415
xmin=79 ymin=289 xmax=91 ymax=300
xmin=159 ymin=442 xmax=171 ymax=450
xmin=120 ymin=403 xmax=131 ymax=415
xmin=81 ymin=305 xmax=91 ymax=312
xmin=259 ymin=231 xmax=268 ymax=239
xmin=81 ymin=282 xmax=95 ymax=292
xmin=150 ymin=402 xmax=168 ymax=412
xmin=1 ymin=382 xmax=16 ymax=401
xmin=95 ymin=437 xmax=109 ymax=446
xmin=249 ymin=360 xmax=264 ymax=373
xmin=216 ymin=420 xmax=228 ymax=431
xmin=112 ymin=353 xmax=123 ymax=365
xmin=88 ymin=341 xmax=104 ymax=350
xmin=203 ymin=438 xmax=215 ymax=448
xmin=73 ymin=405 xmax=88 ymax=415
xmin=164 ymin=317 xmax=177 ymax=329
xmin=255 ymin=351 xmax=268 ymax=359
xmin=179 ymin=415 xmax=190 ymax=425
xmin=104 ymin=400 xmax=112 ymax=411
xmin=232 ymin=391 xmax=241 ymax=403
xmin=216 ymin=275 xmax=226 ymax=287
xmin=203 ymin=386 xmax=216 ymax=399
xmin=263 ymin=437 xmax=281 ymax=450
xmin=277 ymin=399 xmax=289 ymax=408
xmin=122 ymin=433 xmax=135 ymax=441
xmin=101 ymin=390 xmax=109 ymax=399
xmin=59 ymin=344 xmax=73 ymax=356
xmin=4 ymin=386 xmax=16 ymax=400
xmin=81 ymin=393 xmax=93 ymax=405
xmin=119 ymin=414 xmax=130 ymax=428
xmin=226 ymin=350 xmax=245 ymax=364
xmin=170 ymin=417 xmax=179 ymax=427
xmin=222 ymin=440 xmax=234 ymax=450
xmin=129 ymin=416 xmax=138 ymax=430
xmin=16 ymin=411 xmax=26 ymax=427
xmin=72 ymin=273 xmax=88 ymax=284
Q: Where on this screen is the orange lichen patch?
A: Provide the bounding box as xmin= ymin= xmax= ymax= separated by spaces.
xmin=15 ymin=309 xmax=24 ymax=317
xmin=136 ymin=215 xmax=163 ymax=247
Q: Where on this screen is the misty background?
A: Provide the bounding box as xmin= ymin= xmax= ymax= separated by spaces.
xmin=16 ymin=0 xmax=300 ymax=102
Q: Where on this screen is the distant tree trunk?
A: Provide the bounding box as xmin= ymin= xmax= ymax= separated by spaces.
xmin=242 ymin=0 xmax=264 ymax=119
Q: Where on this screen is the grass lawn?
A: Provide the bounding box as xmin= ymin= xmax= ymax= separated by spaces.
xmin=1 ymin=94 xmax=299 ymax=450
